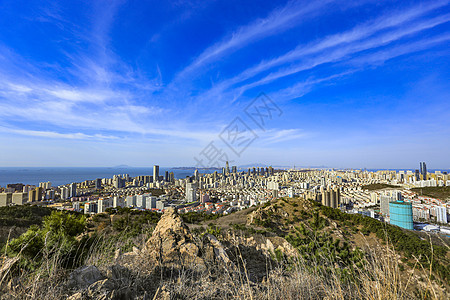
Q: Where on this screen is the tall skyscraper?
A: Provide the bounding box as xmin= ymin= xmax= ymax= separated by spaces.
xmin=420 ymin=162 xmax=427 ymax=180
xmin=113 ymin=176 xmax=125 ymax=188
xmin=95 ymin=178 xmax=102 ymax=189
xmin=165 ymin=171 xmax=169 ymax=182
xmin=69 ymin=183 xmax=77 ymax=198
xmin=185 ymin=182 xmax=198 ymax=202
xmin=415 ymin=169 xmax=420 ymax=181
xmin=153 ymin=165 xmax=159 ymax=182
xmin=225 ymin=161 xmax=230 ymax=174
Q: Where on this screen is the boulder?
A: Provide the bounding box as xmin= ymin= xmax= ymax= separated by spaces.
xmin=67 ymin=265 xmax=105 ymax=290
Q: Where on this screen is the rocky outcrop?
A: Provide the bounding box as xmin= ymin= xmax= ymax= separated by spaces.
xmin=63 ymin=207 xmax=300 ymax=298
xmin=144 ymin=207 xmax=204 ymax=267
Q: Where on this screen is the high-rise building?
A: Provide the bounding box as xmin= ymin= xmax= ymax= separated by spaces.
xmin=12 ymin=193 xmax=28 ymax=205
xmin=113 ymin=176 xmax=124 ymax=188
xmin=320 ymin=187 xmax=340 ymax=208
xmin=436 ymin=206 xmax=448 ymax=224
xmin=69 ymin=183 xmax=77 ymax=198
xmin=35 ymin=187 xmax=43 ymax=201
xmin=165 ymin=171 xmax=169 ymax=182
xmin=232 ymin=166 xmax=237 ymax=174
xmin=113 ymin=196 xmax=126 ymax=208
xmin=126 ymin=195 xmax=137 ymax=207
xmin=60 ymin=186 xmax=69 ymax=200
xmin=28 ymin=189 xmax=37 ymax=202
xmin=45 ymin=190 xmax=55 ymax=200
xmin=225 ymin=161 xmax=230 ymax=174
xmin=420 ymin=162 xmax=427 ymax=180
xmin=95 ymin=178 xmax=102 ymax=189
xmin=0 ymin=193 xmax=12 ymax=207
xmin=380 ymin=194 xmax=391 ymax=216
xmin=39 ymin=181 xmax=51 ymax=190
xmin=145 ymin=196 xmax=157 ymax=209
xmin=84 ymin=202 xmax=98 ymax=214
xmin=7 ymin=183 xmax=25 ymax=192
xmin=186 ymin=182 xmax=198 ymax=202
xmin=153 ymin=165 xmax=160 ymax=182
xmin=415 ymin=169 xmax=420 ymax=181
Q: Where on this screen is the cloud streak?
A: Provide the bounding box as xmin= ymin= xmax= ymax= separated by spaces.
xmin=175 ymin=0 xmax=367 ymax=79
xmin=196 ymin=2 xmax=450 ymax=101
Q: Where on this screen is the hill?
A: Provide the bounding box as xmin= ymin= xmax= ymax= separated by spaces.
xmin=0 ymin=199 xmax=449 ymax=299
xmin=362 ymin=183 xmax=401 ymax=190
xmin=411 ymin=186 xmax=450 ymax=200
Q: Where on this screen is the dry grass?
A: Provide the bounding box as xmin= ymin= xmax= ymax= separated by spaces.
xmin=0 ymin=228 xmax=447 ymax=299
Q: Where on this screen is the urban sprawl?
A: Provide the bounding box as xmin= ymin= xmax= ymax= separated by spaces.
xmin=0 ymin=162 xmax=449 ymax=235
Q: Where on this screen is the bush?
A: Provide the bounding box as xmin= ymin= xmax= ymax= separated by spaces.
xmin=319 ymin=205 xmax=450 ymax=282
xmin=4 ymin=211 xmax=87 ymax=271
xmin=181 ymin=212 xmax=219 ymax=224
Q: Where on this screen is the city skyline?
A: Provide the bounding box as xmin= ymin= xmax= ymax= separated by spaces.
xmin=0 ymin=0 xmax=449 ymax=168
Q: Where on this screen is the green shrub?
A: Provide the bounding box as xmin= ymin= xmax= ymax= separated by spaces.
xmin=5 ymin=211 xmax=87 ymax=271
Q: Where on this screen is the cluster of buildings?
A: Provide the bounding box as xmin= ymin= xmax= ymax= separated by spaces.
xmin=1 ymin=162 xmax=448 ymax=234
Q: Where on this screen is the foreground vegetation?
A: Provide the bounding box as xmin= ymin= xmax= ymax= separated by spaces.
xmin=0 ymin=200 xmax=449 ymax=299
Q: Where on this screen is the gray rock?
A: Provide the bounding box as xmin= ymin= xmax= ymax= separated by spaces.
xmin=67 ymin=265 xmax=105 ymax=290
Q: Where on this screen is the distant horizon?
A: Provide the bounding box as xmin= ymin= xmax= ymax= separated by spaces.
xmin=1 ymin=165 xmax=449 ymax=171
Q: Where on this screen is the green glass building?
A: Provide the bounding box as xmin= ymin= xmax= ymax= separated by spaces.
xmin=389 ymin=200 xmax=414 ymax=230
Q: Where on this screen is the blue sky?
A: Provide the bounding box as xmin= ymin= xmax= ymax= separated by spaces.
xmin=0 ymin=0 xmax=449 ymax=169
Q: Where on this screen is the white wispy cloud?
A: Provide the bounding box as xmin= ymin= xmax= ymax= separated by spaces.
xmin=260 ymin=128 xmax=308 ymax=144
xmin=241 ymin=14 xmax=450 ymax=91
xmin=0 ymin=126 xmax=119 ymax=140
xmin=175 ymin=0 xmax=355 ymax=79
xmin=221 ymin=0 xmax=450 ymax=89
xmin=195 ymin=2 xmax=449 ymax=103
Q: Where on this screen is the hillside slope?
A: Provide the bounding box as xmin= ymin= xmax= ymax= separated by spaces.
xmin=0 ymin=199 xmax=449 ymax=299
